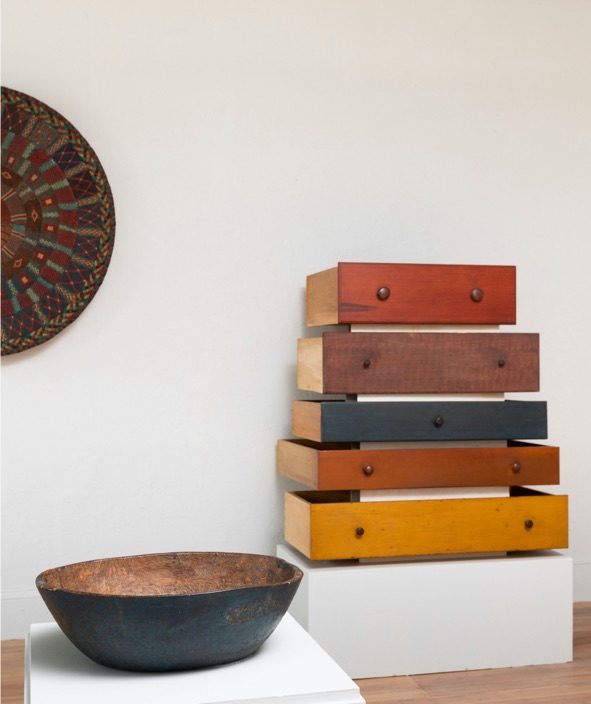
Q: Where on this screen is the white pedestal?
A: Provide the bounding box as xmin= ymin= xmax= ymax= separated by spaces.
xmin=25 ymin=614 xmax=364 ymax=704
xmin=278 ymin=544 xmax=573 ymax=679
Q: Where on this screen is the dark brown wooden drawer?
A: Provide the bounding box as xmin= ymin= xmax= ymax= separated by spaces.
xmin=306 ymin=262 xmax=516 ymax=326
xmin=292 ymin=400 xmax=547 ymax=443
xmin=277 ymin=439 xmax=559 ymax=490
xmin=284 ymin=488 xmax=568 ymax=560
xmin=298 ymin=332 xmax=539 ymax=394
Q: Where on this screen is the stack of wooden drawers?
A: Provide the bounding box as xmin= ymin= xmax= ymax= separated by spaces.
xmin=278 ymin=262 xmax=568 ymax=562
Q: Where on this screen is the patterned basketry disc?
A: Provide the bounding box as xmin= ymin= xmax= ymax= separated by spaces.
xmin=1 ymin=87 xmax=115 ymax=355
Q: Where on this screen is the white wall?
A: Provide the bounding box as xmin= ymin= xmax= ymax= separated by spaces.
xmin=2 ymin=0 xmax=590 ymax=639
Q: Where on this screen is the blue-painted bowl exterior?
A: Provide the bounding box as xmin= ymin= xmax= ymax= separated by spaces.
xmin=36 ymin=552 xmax=303 ymax=672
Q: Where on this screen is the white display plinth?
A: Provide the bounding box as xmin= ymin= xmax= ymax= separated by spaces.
xmin=25 ymin=614 xmax=364 ymax=704
xmin=278 ymin=544 xmax=573 ymax=679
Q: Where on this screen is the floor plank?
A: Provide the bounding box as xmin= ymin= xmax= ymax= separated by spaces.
xmin=355 ymin=676 xmax=431 ymax=701
xmin=1 ymin=640 xmax=25 ymax=704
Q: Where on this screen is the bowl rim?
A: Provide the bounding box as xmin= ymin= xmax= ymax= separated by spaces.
xmin=35 ymin=551 xmax=304 ymax=599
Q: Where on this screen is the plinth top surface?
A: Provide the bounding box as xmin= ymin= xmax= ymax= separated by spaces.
xmin=27 ymin=614 xmax=363 ymax=704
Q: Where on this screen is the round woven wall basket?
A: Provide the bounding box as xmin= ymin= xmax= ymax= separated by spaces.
xmin=1 ymin=87 xmax=115 ymax=355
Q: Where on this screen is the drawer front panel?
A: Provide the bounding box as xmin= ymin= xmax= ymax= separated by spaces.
xmin=277 ymin=439 xmax=559 ymax=490
xmin=292 ymin=400 xmax=548 ymax=443
xmin=299 ymin=332 xmax=539 ymax=394
xmin=306 ymin=263 xmax=516 ymax=326
xmin=284 ymin=490 xmax=568 ymax=560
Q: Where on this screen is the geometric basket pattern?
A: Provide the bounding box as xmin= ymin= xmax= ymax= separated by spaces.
xmin=1 ymin=86 xmax=115 ymax=355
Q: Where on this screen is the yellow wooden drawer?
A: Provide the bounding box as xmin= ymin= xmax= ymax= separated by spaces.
xmin=284 ymin=488 xmax=568 ymax=560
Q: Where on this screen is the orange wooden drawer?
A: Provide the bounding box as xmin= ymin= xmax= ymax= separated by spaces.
xmin=277 ymin=439 xmax=559 ymax=490
xmin=284 ymin=488 xmax=568 ymax=560
xmin=306 ymin=262 xmax=516 ymax=326
xmin=298 ymin=332 xmax=539 ymax=394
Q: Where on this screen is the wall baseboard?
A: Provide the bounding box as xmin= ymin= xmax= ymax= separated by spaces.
xmin=2 ymin=559 xmax=591 ymax=640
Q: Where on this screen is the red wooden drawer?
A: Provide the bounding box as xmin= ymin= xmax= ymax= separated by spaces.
xmin=277 ymin=439 xmax=559 ymax=490
xmin=298 ymin=332 xmax=539 ymax=394
xmin=306 ymin=262 xmax=516 ymax=326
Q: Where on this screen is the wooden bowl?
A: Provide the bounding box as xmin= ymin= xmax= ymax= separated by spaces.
xmin=36 ymin=552 xmax=303 ymax=672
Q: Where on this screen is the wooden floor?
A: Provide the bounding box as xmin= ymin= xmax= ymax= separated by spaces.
xmin=2 ymin=603 xmax=590 ymax=703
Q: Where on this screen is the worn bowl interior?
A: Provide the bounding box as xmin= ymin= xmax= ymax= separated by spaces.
xmin=37 ymin=552 xmax=302 ymax=598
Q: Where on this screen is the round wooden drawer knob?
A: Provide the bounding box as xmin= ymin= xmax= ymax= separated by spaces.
xmin=524 ymin=519 xmax=534 ymax=530
xmin=470 ymin=288 xmax=484 ymax=302
xmin=433 ymin=416 xmax=445 ymax=427
xmin=356 ymin=527 xmax=365 ymax=537
xmin=376 ymin=286 xmax=390 ymax=301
